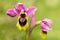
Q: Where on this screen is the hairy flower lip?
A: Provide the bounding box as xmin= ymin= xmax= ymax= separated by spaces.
xmin=19 ymin=18 xmax=27 ymax=26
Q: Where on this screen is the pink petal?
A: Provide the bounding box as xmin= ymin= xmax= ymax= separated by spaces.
xmin=14 ymin=3 xmax=27 ymax=14
xmin=26 ymin=6 xmax=37 ymax=16
xmin=41 ymin=18 xmax=52 ymax=32
xmin=13 ymin=8 xmax=21 ymax=14
xmin=41 ymin=22 xmax=52 ymax=31
xmin=6 ymin=9 xmax=17 ymax=17
xmin=42 ymin=18 xmax=52 ymax=25
xmin=30 ymin=14 xmax=36 ymax=27
xmin=27 ymin=13 xmax=36 ymax=37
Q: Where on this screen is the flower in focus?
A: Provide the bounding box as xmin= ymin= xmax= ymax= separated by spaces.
xmin=40 ymin=18 xmax=52 ymax=39
xmin=6 ymin=3 xmax=37 ymax=31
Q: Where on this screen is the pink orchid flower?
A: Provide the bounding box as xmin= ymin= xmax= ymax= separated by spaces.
xmin=6 ymin=3 xmax=37 ymax=17
xmin=41 ymin=18 xmax=52 ymax=32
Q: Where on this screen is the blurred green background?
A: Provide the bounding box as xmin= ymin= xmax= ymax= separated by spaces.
xmin=0 ymin=0 xmax=60 ymax=40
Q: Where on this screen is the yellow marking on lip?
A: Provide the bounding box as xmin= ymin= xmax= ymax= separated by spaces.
xmin=16 ymin=22 xmax=29 ymax=31
xmin=16 ymin=15 xmax=28 ymax=31
xmin=40 ymin=31 xmax=47 ymax=39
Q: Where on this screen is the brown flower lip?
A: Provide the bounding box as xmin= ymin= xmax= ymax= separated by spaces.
xmin=19 ymin=18 xmax=27 ymax=27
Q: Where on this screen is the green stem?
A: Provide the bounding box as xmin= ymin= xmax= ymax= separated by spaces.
xmin=25 ymin=29 xmax=30 ymax=40
xmin=36 ymin=21 xmax=41 ymax=25
xmin=26 ymin=21 xmax=41 ymax=40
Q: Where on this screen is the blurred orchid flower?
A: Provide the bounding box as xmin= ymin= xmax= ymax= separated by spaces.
xmin=40 ymin=18 xmax=52 ymax=39
xmin=6 ymin=3 xmax=37 ymax=17
xmin=16 ymin=10 xmax=29 ymax=31
xmin=6 ymin=3 xmax=37 ymax=31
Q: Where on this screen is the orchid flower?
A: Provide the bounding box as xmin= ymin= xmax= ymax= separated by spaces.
xmin=6 ymin=3 xmax=37 ymax=31
xmin=40 ymin=18 xmax=52 ymax=39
